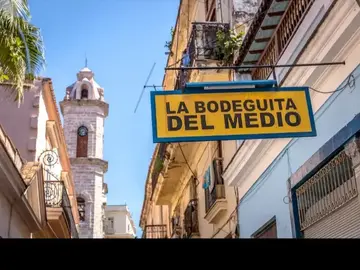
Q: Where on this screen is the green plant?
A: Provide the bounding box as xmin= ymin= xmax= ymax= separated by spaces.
xmin=0 ymin=1 xmax=45 ymax=104
xmin=214 ymin=28 xmax=244 ymax=65
xmin=164 ymin=26 xmax=175 ymax=52
xmin=154 ymin=156 xmax=164 ymax=173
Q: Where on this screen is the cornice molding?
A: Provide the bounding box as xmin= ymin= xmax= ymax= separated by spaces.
xmin=60 ymin=99 xmax=109 ymax=117
xmin=46 ymin=120 xmax=61 ymax=149
xmin=70 ymin=157 xmax=108 ymax=173
xmin=223 ymin=139 xmax=273 ymax=187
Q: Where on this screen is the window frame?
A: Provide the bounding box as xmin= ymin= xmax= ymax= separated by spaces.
xmin=76 ymin=126 xmax=88 ymax=157
xmin=77 ymin=197 xmax=86 ymax=222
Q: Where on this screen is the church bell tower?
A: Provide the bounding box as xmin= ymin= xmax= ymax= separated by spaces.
xmin=60 ymin=67 xmax=109 ymax=238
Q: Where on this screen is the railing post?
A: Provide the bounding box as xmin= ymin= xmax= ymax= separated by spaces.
xmin=345 ymin=136 xmax=360 ymax=195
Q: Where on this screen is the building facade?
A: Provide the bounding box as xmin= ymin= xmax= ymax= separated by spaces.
xmin=0 ymin=79 xmax=80 ymax=238
xmin=60 ymin=67 xmax=109 ymax=238
xmin=222 ymin=0 xmax=360 ymax=238
xmin=0 ymin=124 xmax=47 ymax=238
xmin=140 ymin=0 xmax=261 ymax=239
xmin=104 ymin=205 xmax=136 ymax=238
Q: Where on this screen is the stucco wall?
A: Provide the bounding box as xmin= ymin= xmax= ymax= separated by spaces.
xmin=0 ymin=191 xmax=31 ymax=238
xmin=239 ymin=65 xmax=360 ymax=238
xmin=105 ymin=206 xmax=136 ymax=237
xmin=0 ymin=82 xmax=43 ymax=162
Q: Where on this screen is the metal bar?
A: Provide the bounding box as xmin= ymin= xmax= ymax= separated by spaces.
xmin=165 ymin=61 xmax=346 ymax=71
xmin=191 ymin=21 xmax=229 ymax=25
xmin=144 ymin=85 xmax=162 ymax=88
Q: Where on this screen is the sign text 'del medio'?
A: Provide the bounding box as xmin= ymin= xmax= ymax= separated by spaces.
xmin=150 ymin=87 xmax=316 ymax=143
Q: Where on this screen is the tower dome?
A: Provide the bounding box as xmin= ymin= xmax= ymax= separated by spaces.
xmin=64 ymin=67 xmax=104 ymax=101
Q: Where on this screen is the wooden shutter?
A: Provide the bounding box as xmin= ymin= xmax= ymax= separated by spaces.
xmin=76 ymin=134 xmax=88 ymax=157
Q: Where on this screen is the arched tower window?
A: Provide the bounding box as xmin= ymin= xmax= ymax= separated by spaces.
xmin=76 ymin=126 xmax=88 ymax=157
xmin=81 ymin=88 xmax=88 ymax=99
xmin=77 ymin=197 xmax=86 ymax=222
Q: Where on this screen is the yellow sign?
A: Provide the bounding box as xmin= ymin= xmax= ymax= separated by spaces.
xmin=150 ymin=87 xmax=316 ymax=143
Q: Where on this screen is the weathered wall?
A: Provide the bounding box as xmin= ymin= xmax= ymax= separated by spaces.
xmin=0 ymin=81 xmax=45 ymax=162
xmin=239 ymin=65 xmax=360 ymax=238
xmin=0 ymin=191 xmax=31 ymax=238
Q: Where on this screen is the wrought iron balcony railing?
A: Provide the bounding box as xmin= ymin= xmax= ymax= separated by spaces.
xmin=142 ymin=225 xmax=167 ymax=239
xmin=184 ymin=199 xmax=199 ymax=238
xmin=175 ymin=22 xmax=230 ymax=89
xmin=295 ymin=149 xmax=357 ymax=231
xmin=188 ymin=22 xmax=230 ymax=65
xmin=44 ymin=181 xmax=79 ymax=238
xmin=252 ymin=0 xmax=314 ymax=80
xmin=171 ymin=215 xmax=182 ymax=238
xmin=206 ymin=184 xmax=226 ymax=213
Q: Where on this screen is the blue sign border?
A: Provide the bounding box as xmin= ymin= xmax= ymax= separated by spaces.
xmin=150 ymin=86 xmax=317 ymax=143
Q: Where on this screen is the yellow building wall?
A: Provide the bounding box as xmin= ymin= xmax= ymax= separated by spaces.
xmin=142 ymin=0 xmax=241 ymax=238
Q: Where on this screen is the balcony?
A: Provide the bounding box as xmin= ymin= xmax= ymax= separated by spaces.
xmin=188 ymin=22 xmax=230 ymax=64
xmin=236 ymin=0 xmax=314 ymax=80
xmin=204 ymin=184 xmax=227 ymax=224
xmin=175 ymin=22 xmax=231 ymax=89
xmin=142 ymin=225 xmax=167 ymax=239
xmin=170 ymin=214 xmax=182 ymax=238
xmin=151 ymin=143 xmax=169 ymax=199
xmin=152 ymin=143 xmax=198 ymax=205
xmin=184 ymin=199 xmax=199 ymax=238
xmin=44 ymin=181 xmax=78 ymax=238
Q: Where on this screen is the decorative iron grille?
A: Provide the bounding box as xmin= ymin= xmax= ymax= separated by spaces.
xmin=206 ymin=184 xmax=226 ymax=212
xmin=44 ymin=181 xmax=79 ymax=238
xmin=173 ymin=22 xmax=231 ymax=89
xmin=295 ymin=149 xmax=357 ymax=231
xmin=188 ymin=22 xmax=230 ymax=64
xmin=142 ymin=225 xmax=167 ymax=239
xmin=184 ymin=199 xmax=199 ymax=238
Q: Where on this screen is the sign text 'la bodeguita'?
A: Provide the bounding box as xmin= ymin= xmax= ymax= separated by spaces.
xmin=151 ymin=88 xmax=315 ymax=142
xmin=166 ymin=98 xmax=300 ymax=131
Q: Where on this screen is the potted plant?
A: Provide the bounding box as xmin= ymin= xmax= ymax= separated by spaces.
xmin=214 ymin=28 xmax=244 ymax=65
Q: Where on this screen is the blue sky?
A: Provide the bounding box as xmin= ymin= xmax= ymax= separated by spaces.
xmin=29 ymin=0 xmax=179 ymax=236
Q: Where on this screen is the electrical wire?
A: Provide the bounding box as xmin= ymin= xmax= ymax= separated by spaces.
xmin=309 ymin=74 xmax=356 ymax=94
xmin=178 ymin=142 xmax=196 ymax=179
xmin=158 ymin=0 xmax=358 ymax=238
xmin=163 ymin=0 xmax=268 ymax=90
xmin=164 ymin=2 xmax=269 ymax=70
xmin=211 ymin=68 xmax=359 ymax=238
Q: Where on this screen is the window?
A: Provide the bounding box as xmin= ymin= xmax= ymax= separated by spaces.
xmin=81 ymin=89 xmax=88 ymax=99
xmin=204 ymin=158 xmax=224 ymax=212
xmin=252 ymin=217 xmax=277 ymax=238
xmin=108 ymin=217 xmax=114 ymax=229
xmin=76 ymin=126 xmax=88 ymax=157
xmin=77 ymin=197 xmax=85 ymax=222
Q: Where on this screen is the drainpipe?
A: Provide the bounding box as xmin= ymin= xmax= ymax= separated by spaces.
xmin=217 ymin=140 xmax=223 ymax=176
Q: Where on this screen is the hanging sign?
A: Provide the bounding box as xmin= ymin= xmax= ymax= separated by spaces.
xmin=150 ymin=87 xmax=316 ymax=143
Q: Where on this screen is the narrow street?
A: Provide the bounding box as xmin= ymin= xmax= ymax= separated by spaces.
xmin=0 ymin=0 xmax=360 ymax=239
